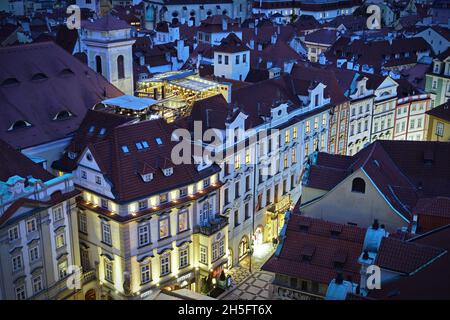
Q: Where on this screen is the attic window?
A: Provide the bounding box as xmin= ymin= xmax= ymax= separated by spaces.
xmin=121 ymin=145 xmax=130 ymax=154
xmin=8 ymin=120 xmax=31 ymax=131
xmin=99 ymin=128 xmax=106 ymax=136
xmin=351 ymin=178 xmax=365 ymax=193
xmin=155 ymin=137 xmax=163 ymax=145
xmin=1 ymin=77 xmax=20 ymax=87
xmin=88 ymin=126 xmax=95 ymax=134
xmin=68 ymin=151 xmax=77 ymax=160
xmin=301 ymin=245 xmax=315 ymax=261
xmin=142 ymin=173 xmax=153 ymax=182
xmin=54 ymin=110 xmax=72 ymax=121
xmin=31 ymin=73 xmax=48 ymax=81
xmin=59 ymin=68 xmax=74 ymax=77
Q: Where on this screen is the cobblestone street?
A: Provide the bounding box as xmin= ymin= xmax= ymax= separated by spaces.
xmin=220 ymin=243 xmax=275 ymax=300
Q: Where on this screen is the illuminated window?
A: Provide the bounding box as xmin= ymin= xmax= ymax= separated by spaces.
xmin=305 ymin=144 xmax=309 ymax=157
xmin=200 ymin=245 xmax=208 ymax=265
xmin=104 ymin=259 xmax=113 ymax=283
xmin=160 ymin=253 xmax=171 ymax=276
xmin=159 ymin=218 xmax=170 ymax=239
xmin=245 ymin=149 xmax=250 ymax=164
xmin=322 ymin=114 xmax=327 ymax=127
xmin=314 ymin=117 xmax=319 ymax=129
xmin=313 ymin=139 xmax=318 ymax=151
xmin=180 ymin=247 xmax=189 ymax=268
xmin=140 ymin=263 xmax=151 ymax=284
xmin=212 ymin=239 xmax=225 ymax=262
xmin=178 ymin=210 xmax=188 ymax=233
xmin=292 ymin=149 xmax=297 ymax=163
xmin=55 ymin=233 xmax=65 ymax=249
xmin=138 ymin=224 xmax=150 ymax=247
xmin=285 ymin=130 xmax=290 ymax=144
xmin=15 ymin=285 xmax=26 ymax=300
xmin=159 ymin=193 xmax=168 ymax=204
xmin=293 ymin=127 xmax=298 ymax=139
xmin=234 ymin=154 xmax=241 ymax=170
xmin=305 ymin=121 xmax=310 ymax=133
xmin=58 ymin=260 xmax=68 ymax=279
xmin=284 ymin=154 xmax=288 ymax=168
xmin=79 ymin=213 xmax=88 ymax=234
xmin=138 ymin=199 xmax=148 ymax=211
xmin=26 ymin=218 xmax=37 ymax=233
xmin=321 ymin=135 xmax=325 ymax=149
xmin=101 ymin=222 xmax=111 ymax=245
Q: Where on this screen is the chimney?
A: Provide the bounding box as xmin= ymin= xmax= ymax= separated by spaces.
xmin=372 ymin=219 xmax=379 ymax=230
xmin=222 ymin=16 xmax=227 ymax=31
xmin=335 ymin=273 xmax=344 ymax=285
xmin=271 ymin=32 xmax=277 ymax=45
xmin=176 ymin=39 xmax=184 ymax=60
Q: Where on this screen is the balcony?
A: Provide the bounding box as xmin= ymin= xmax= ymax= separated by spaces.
xmin=194 ymin=215 xmax=228 ymax=236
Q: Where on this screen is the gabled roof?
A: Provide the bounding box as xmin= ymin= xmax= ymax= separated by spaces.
xmin=0 ymin=41 xmax=123 ymax=149
xmin=262 ymin=215 xmax=366 ymax=285
xmin=426 ymin=101 xmax=450 ymax=122
xmin=304 ymin=29 xmax=338 ymax=46
xmin=303 ymin=141 xmax=450 ymax=222
xmin=215 ymin=33 xmax=248 ymax=53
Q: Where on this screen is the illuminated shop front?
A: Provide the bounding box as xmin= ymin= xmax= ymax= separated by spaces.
xmin=265 ymin=194 xmax=291 ymax=243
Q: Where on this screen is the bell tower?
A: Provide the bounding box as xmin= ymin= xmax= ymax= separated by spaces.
xmin=83 ymin=14 xmax=135 ymax=95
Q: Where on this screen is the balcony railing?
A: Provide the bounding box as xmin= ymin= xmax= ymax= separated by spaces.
xmin=271 ymin=280 xmax=324 ymax=300
xmin=194 ymin=215 xmax=228 ymax=236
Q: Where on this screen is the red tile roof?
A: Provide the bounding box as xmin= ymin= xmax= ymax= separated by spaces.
xmin=375 ymin=237 xmax=445 ymax=274
xmin=304 ymin=141 xmax=450 ymax=222
xmin=414 ymin=197 xmax=450 ymax=219
xmin=215 ymin=33 xmax=248 ymax=53
xmin=0 ymin=41 xmax=123 ymax=149
xmin=0 ymin=139 xmax=53 ymax=182
xmin=83 ymin=13 xmax=130 ymax=31
xmin=369 ymin=225 xmax=450 ymax=299
xmin=262 ymin=215 xmax=366 ymax=284
xmin=73 ymin=118 xmax=220 ymax=203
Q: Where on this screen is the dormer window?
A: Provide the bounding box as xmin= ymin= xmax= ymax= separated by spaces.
xmin=68 ymin=151 xmax=77 ymax=160
xmin=163 ymin=167 xmax=173 ymax=176
xmin=141 ymin=173 xmax=153 ymax=182
xmin=8 ymin=120 xmax=31 ymax=131
xmin=54 ymin=110 xmax=72 ymax=121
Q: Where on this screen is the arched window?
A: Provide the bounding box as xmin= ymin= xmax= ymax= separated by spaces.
xmin=95 ymin=56 xmax=102 ymax=75
xmin=117 ymin=55 xmax=125 ymax=79
xmin=351 ymin=177 xmax=366 ymax=193
xmin=54 ymin=110 xmax=72 ymax=121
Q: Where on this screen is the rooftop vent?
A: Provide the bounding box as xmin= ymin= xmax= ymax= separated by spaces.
xmin=1 ymin=77 xmax=20 ymax=87
xmin=58 ymin=68 xmax=74 ymax=77
xmin=8 ymin=120 xmax=31 ymax=131
xmin=31 ymin=73 xmax=48 ymax=81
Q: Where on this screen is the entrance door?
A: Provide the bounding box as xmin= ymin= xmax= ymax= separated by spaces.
xmin=239 ymin=236 xmax=249 ymax=259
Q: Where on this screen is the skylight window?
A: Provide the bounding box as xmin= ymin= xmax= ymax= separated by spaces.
xmin=155 ymin=137 xmax=163 ymax=145
xmin=136 ymin=140 xmax=150 ymax=150
xmin=88 ymin=126 xmax=95 ymax=134
xmin=99 ymin=128 xmax=106 ymax=135
xmin=121 ymin=145 xmax=130 ymax=153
